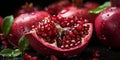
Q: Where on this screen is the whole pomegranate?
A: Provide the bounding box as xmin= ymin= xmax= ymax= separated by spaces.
xmin=25 ymin=16 xmax=93 ymax=57
xmin=95 ymin=0 xmax=120 ymax=48
xmin=9 ymin=11 xmax=50 ymax=46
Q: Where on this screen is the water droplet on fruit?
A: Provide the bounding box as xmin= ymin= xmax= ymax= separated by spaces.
xmin=60 ymin=9 xmax=68 ymax=14
xmin=100 ymin=35 xmax=107 ymax=41
xmin=63 ymin=53 xmax=67 ymax=56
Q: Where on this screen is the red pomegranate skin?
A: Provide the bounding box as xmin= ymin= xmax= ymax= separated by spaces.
xmin=9 ymin=11 xmax=50 ymax=46
xmin=57 ymin=6 xmax=97 ymax=23
xmin=95 ymin=7 xmax=120 ymax=48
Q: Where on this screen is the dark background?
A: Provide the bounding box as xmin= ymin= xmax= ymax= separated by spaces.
xmin=0 ymin=0 xmax=108 ymax=17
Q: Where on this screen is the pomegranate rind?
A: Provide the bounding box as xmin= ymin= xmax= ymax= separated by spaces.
xmin=25 ymin=23 xmax=93 ymax=57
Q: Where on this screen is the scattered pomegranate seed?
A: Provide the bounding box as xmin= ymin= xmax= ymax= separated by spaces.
xmin=51 ymin=55 xmax=58 ymax=60
xmin=24 ymin=53 xmax=32 ymax=60
xmin=2 ymin=41 xmax=8 ymax=47
xmin=30 ymin=57 xmax=37 ymax=60
xmin=93 ymin=50 xmax=99 ymax=57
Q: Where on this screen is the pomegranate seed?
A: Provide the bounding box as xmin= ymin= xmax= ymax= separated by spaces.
xmin=93 ymin=50 xmax=99 ymax=57
xmin=30 ymin=57 xmax=37 ymax=60
xmin=2 ymin=41 xmax=8 ymax=47
xmin=24 ymin=53 xmax=31 ymax=60
xmin=0 ymin=34 xmax=6 ymax=40
xmin=51 ymin=55 xmax=58 ymax=60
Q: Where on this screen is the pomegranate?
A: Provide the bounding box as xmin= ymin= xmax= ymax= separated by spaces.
xmin=9 ymin=11 xmax=50 ymax=46
xmin=45 ymin=0 xmax=72 ymax=15
xmin=25 ymin=16 xmax=93 ymax=57
xmin=95 ymin=0 xmax=120 ymax=48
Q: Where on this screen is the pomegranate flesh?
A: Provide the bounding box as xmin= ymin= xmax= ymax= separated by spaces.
xmin=9 ymin=11 xmax=50 ymax=46
xmin=25 ymin=16 xmax=93 ymax=57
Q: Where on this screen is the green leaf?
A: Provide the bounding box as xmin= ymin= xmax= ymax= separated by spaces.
xmin=0 ymin=49 xmax=22 ymax=58
xmin=12 ymin=49 xmax=22 ymax=57
xmin=0 ymin=48 xmax=14 ymax=57
xmin=2 ymin=15 xmax=14 ymax=35
xmin=89 ymin=1 xmax=110 ymax=14
xmin=18 ymin=35 xmax=29 ymax=51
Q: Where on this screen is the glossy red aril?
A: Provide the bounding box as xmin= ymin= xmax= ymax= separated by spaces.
xmin=9 ymin=11 xmax=50 ymax=46
xmin=95 ymin=0 xmax=120 ymax=48
xmin=25 ymin=16 xmax=93 ymax=57
xmin=24 ymin=53 xmax=31 ymax=60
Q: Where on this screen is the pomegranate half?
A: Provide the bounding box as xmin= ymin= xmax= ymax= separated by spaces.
xmin=25 ymin=16 xmax=93 ymax=57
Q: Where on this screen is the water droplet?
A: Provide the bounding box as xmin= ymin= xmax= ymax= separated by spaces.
xmin=100 ymin=35 xmax=107 ymax=41
xmin=63 ymin=53 xmax=68 ymax=56
xmin=60 ymin=9 xmax=68 ymax=14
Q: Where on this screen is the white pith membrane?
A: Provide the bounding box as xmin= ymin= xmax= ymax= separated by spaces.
xmin=29 ymin=21 xmax=92 ymax=51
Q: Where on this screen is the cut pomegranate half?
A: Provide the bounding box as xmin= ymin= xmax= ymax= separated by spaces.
xmin=25 ymin=17 xmax=93 ymax=57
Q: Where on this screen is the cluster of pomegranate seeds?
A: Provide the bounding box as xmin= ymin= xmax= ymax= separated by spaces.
xmin=31 ymin=16 xmax=90 ymax=49
xmin=57 ymin=24 xmax=90 ymax=49
xmin=32 ymin=19 xmax=58 ymax=43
